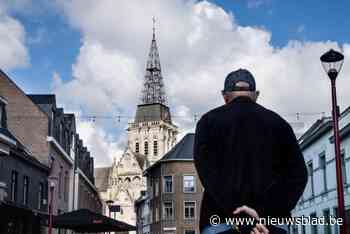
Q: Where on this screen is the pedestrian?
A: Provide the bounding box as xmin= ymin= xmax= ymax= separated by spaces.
xmin=194 ymin=69 xmax=308 ymax=234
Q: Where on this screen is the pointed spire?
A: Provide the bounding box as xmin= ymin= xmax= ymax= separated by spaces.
xmin=152 ymin=16 xmax=156 ymax=40
xmin=141 ymin=17 xmax=167 ymax=105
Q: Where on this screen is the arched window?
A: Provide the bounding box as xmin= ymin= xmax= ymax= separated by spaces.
xmin=135 ymin=142 xmax=139 ymax=153
xmin=125 ymin=177 xmax=131 ymax=183
xmin=133 ymin=176 xmax=141 ymax=184
xmin=153 ymin=140 xmax=158 ymax=156
xmin=144 ymin=141 xmax=148 ymax=156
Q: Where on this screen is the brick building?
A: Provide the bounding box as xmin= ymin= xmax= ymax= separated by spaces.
xmin=0 ymin=95 xmax=50 ymax=233
xmin=141 ymin=133 xmax=204 ymax=234
xmin=0 ymin=70 xmax=102 ymax=233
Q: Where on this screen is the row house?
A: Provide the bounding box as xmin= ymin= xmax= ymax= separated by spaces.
xmin=73 ymin=133 xmax=102 ymax=213
xmin=0 ymin=95 xmax=50 ymax=234
xmin=0 ymin=70 xmax=102 ymax=233
xmin=139 ymin=133 xmax=204 ymax=234
xmin=291 ymin=107 xmax=350 ymax=234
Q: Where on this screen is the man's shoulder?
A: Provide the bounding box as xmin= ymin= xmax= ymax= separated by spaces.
xmin=201 ymin=104 xmax=228 ymax=120
xmin=258 ymin=104 xmax=292 ymax=130
xmin=199 ymin=102 xmax=291 ymax=130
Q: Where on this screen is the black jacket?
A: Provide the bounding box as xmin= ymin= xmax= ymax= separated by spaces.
xmin=194 ymin=96 xmax=308 ymax=232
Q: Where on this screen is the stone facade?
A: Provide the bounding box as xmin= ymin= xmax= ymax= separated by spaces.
xmin=127 ymin=106 xmax=178 ymax=166
xmin=96 ymin=148 xmax=147 ymax=226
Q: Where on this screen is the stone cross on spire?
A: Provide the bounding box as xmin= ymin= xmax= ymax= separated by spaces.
xmin=141 ymin=17 xmax=167 ymax=105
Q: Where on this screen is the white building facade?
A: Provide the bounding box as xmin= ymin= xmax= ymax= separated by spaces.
xmin=291 ymin=107 xmax=350 ymax=234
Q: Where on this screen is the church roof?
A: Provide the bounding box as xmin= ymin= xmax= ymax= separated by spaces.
xmin=162 ymin=133 xmax=194 ymax=161
xmin=144 ymin=133 xmax=194 ymax=174
xmin=94 ymin=167 xmax=111 ymax=192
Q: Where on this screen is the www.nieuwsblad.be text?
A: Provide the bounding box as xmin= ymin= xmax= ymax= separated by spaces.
xmin=209 ymin=215 xmax=344 ymax=226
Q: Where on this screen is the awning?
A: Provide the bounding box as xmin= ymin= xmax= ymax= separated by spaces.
xmin=52 ymin=209 xmax=136 ymax=233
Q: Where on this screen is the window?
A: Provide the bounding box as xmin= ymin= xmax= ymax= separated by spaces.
xmin=163 ymin=176 xmax=173 ymax=193
xmin=149 ymin=178 xmax=153 ymax=198
xmin=58 ymin=166 xmax=63 ymax=198
xmin=153 ymin=140 xmax=158 ymax=156
xmin=323 ymin=209 xmax=331 ymax=234
xmin=307 ymin=161 xmax=314 ymax=197
xmin=38 ymin=182 xmax=44 ymax=209
xmin=334 ymin=207 xmax=339 ymax=234
xmin=183 ymin=175 xmax=196 ymax=193
xmin=23 ymin=176 xmax=29 ymax=205
xmin=291 ymin=225 xmax=298 ymax=234
xmin=0 ymin=104 xmax=3 ymax=128
xmin=135 ymin=142 xmax=139 ymax=153
xmin=154 ymin=179 xmax=159 ymax=196
xmin=155 ymin=206 xmax=159 ymax=222
xmin=149 ymin=203 xmax=153 ymax=223
xmin=341 ymin=151 xmax=347 ymax=184
xmin=184 ymin=201 xmax=196 ymax=219
xmin=11 ymin=170 xmax=18 ymax=202
xmin=185 ymin=230 xmax=195 ymax=234
xmin=346 ymin=209 xmax=350 ymax=234
xmin=319 ymin=153 xmax=327 ymax=192
xmin=310 ymin=213 xmax=317 ymax=234
xmin=144 ymin=141 xmax=149 ymax=155
xmin=64 ymin=171 xmax=69 ymax=201
xmin=163 ymin=201 xmax=174 ymax=220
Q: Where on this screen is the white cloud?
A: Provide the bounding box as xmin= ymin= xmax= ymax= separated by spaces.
xmin=0 ymin=5 xmax=29 ymax=70
xmin=53 ymin=41 xmax=141 ymax=114
xmin=53 ymin=0 xmax=350 ymax=165
xmin=76 ymin=120 xmax=124 ymax=167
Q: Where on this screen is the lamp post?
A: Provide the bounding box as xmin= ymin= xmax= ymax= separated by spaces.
xmin=105 ymin=200 xmax=114 ymax=234
xmin=48 ymin=177 xmax=57 ymax=234
xmin=320 ymin=49 xmax=347 ymax=234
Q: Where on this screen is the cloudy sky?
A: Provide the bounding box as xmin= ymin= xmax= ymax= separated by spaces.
xmin=2 ymin=0 xmax=350 ymax=166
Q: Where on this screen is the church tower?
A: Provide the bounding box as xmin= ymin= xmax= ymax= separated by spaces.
xmin=127 ymin=19 xmax=178 ymax=166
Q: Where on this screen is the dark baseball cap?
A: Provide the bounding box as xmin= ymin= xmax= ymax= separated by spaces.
xmin=222 ymin=68 xmax=256 ymax=93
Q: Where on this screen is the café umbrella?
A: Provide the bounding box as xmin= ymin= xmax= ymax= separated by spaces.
xmin=52 ymin=209 xmax=136 ymax=233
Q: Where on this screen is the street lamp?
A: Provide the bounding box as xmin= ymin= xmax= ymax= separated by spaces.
xmin=320 ymin=49 xmax=347 ymax=234
xmin=106 ymin=200 xmax=114 ymax=218
xmin=105 ymin=200 xmax=114 ymax=234
xmin=48 ymin=177 xmax=57 ymax=234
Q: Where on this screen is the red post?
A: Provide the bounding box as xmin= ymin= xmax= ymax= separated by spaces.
xmin=331 ymin=79 xmax=348 ymax=234
xmin=48 ymin=185 xmax=54 ymax=234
